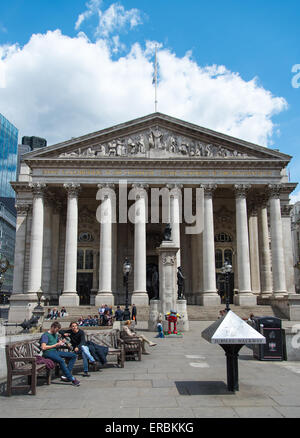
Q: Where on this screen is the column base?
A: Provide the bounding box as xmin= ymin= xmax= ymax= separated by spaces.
xmin=148 ymin=299 xmax=161 ymax=331
xmin=59 ymin=294 xmax=79 ymax=307
xmin=95 ymin=293 xmax=114 ymax=307
xmin=272 ymin=292 xmax=288 ymax=299
xmin=8 ymin=294 xmax=38 ymax=323
xmin=261 ymin=292 xmax=273 ymax=299
xmin=234 ymin=294 xmax=257 ymax=306
xmin=176 ymin=299 xmax=189 ymax=331
xmin=199 ymin=294 xmax=221 ymax=306
xmin=131 ymin=292 xmax=149 ymax=306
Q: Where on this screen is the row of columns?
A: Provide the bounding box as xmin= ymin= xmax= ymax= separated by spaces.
xmin=13 ymin=182 xmax=293 ymax=307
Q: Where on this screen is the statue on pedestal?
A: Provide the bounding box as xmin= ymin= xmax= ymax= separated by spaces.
xmin=163 ymin=223 xmax=172 ymax=241
xmin=177 ymin=266 xmax=185 ymax=300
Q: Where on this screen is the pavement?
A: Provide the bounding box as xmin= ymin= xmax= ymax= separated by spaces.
xmin=1 ymin=321 xmax=300 ymax=418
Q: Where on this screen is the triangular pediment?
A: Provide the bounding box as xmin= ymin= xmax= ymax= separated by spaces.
xmin=22 ymin=113 xmax=291 ymax=163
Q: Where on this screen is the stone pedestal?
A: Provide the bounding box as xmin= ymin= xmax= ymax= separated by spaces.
xmin=148 ymin=241 xmax=189 ymax=332
xmin=95 ymin=293 xmax=114 ymax=307
xmin=234 ymin=294 xmax=257 ymax=306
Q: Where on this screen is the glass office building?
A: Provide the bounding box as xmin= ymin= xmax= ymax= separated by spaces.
xmin=0 ymin=114 xmax=18 ymax=299
xmin=0 ymin=113 xmax=18 ymax=198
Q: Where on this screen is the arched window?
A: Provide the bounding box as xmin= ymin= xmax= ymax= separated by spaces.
xmin=215 ymin=232 xmax=232 ymax=243
xmin=215 ymin=249 xmax=223 ymax=269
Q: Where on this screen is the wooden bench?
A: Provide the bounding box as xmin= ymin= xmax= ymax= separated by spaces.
xmin=5 ymin=329 xmax=129 ymax=395
xmin=5 ymin=340 xmax=51 ymax=396
xmin=119 ymin=331 xmax=142 ymax=361
xmin=87 ymin=330 xmax=125 ymax=368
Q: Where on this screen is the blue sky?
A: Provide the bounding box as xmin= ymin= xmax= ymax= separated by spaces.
xmin=0 ymin=0 xmax=299 ymax=197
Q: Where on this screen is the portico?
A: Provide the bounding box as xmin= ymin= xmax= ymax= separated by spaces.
xmin=8 ymin=113 xmax=297 ymax=321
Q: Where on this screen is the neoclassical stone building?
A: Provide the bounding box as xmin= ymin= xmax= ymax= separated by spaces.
xmin=9 ymin=113 xmax=297 ymax=321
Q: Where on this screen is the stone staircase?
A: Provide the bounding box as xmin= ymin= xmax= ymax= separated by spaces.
xmin=43 ymin=304 xmax=287 ymax=324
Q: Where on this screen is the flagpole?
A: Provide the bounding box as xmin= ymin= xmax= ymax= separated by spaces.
xmin=154 ymin=44 xmax=158 ymax=112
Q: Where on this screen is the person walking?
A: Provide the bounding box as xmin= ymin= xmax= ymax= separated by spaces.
xmin=131 ymin=304 xmax=137 ymax=323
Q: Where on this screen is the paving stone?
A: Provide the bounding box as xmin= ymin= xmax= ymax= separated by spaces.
xmin=88 ymin=407 xmax=140 ymax=418
xmin=115 ymin=380 xmax=152 ymax=388
xmin=233 ymin=407 xmax=284 ymax=418
xmin=274 ymin=406 xmax=300 ymax=418
xmin=192 ymin=407 xmax=239 ymax=418
xmin=269 ymin=395 xmax=300 ymax=406
xmin=152 ymin=380 xmax=175 ymax=388
xmin=139 ymin=407 xmax=195 ymax=418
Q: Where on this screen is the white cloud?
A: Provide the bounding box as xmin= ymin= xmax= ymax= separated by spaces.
xmin=290 ymin=190 xmax=300 ymax=205
xmin=96 ymin=3 xmax=143 ymax=37
xmin=0 ymin=30 xmax=287 ymax=147
xmin=75 ymin=0 xmax=102 ymax=31
xmin=75 ymin=1 xmax=143 ymax=38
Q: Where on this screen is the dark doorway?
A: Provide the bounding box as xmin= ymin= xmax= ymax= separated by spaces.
xmin=146 ymin=257 xmax=159 ymax=300
xmin=216 ymin=273 xmax=234 ymax=304
xmin=77 ymin=273 xmax=93 ymax=305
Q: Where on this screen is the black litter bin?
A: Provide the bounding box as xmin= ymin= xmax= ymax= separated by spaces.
xmin=252 ymin=316 xmax=283 ymax=361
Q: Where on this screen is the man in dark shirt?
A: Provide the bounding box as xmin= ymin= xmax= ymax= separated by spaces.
xmin=60 ymin=322 xmax=96 ymax=377
xmin=40 ymin=321 xmax=80 ymax=386
xmin=114 ymin=306 xmax=124 ymax=321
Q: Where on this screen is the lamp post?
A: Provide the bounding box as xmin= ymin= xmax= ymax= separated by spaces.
xmin=221 ymin=260 xmax=233 ymax=312
xmin=123 ymin=258 xmax=132 ymax=321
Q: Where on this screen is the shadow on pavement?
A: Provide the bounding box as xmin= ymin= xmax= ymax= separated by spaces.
xmin=175 ymin=380 xmax=229 ymax=395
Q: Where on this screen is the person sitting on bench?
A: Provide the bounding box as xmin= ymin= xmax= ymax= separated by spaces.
xmin=59 ymin=322 xmax=96 ymax=377
xmin=122 ymin=320 xmax=157 ymax=355
xmin=40 ymin=321 xmax=80 ymax=386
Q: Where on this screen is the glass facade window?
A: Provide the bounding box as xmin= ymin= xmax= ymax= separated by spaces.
xmin=77 ymin=249 xmax=94 ymax=270
xmin=77 ymin=250 xmax=84 ymax=269
xmin=215 ymin=249 xmax=223 ymax=269
xmin=0 ymin=114 xmax=18 ymax=198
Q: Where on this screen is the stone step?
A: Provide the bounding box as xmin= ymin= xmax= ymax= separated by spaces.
xmin=43 ymin=304 xmax=286 ymax=321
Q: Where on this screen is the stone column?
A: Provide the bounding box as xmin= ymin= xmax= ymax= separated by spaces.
xmin=248 ymin=202 xmax=261 ymax=295
xmin=8 ymin=203 xmax=31 ymax=323
xmin=50 ymin=200 xmax=61 ymax=301
xmin=27 ymin=183 xmax=46 ymax=295
xmin=200 ymin=184 xmax=220 ymax=306
xmin=96 ymin=184 xmax=115 ymax=306
xmin=42 ymin=198 xmax=52 ymax=300
xmin=167 ymin=184 xmax=182 ymax=267
xmin=257 ymin=198 xmax=273 ymax=298
xmin=132 ymin=184 xmax=149 ymax=306
xmin=60 ymin=183 xmax=81 ymax=306
xmin=281 ymin=204 xmax=296 ymax=294
xmin=191 ymin=232 xmax=203 ymax=305
xmin=268 ymin=184 xmax=287 ymax=297
xmin=11 ymin=203 xmax=30 ymax=295
xmin=234 ymin=184 xmax=256 ymax=306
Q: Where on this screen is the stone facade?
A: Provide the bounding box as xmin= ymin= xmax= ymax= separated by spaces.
xmin=8 ymin=113 xmax=298 ymax=322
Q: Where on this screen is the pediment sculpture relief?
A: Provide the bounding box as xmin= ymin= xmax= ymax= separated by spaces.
xmin=58 ymin=127 xmax=252 ymax=159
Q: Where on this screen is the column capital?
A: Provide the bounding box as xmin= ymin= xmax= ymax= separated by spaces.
xmin=200 ymin=184 xmax=217 ymax=197
xmin=234 ymin=184 xmax=251 ymax=198
xmin=97 ymin=183 xmax=115 ymax=199
xmin=267 ymin=184 xmax=282 ymax=199
xmin=63 ymin=183 xmax=81 ymax=198
xmin=15 ymin=202 xmax=31 ymax=216
xmin=281 ymin=203 xmax=293 ymax=217
xmin=97 ymin=183 xmax=115 ymax=190
xmin=29 ymin=183 xmax=47 ymax=197
xmin=166 ymin=184 xmax=183 ymax=197
xmin=131 ymin=183 xmax=149 ymax=199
